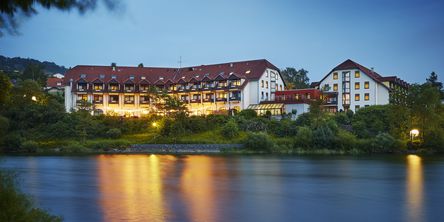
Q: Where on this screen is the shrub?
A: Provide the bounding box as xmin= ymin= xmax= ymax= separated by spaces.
xmin=106 ymin=128 xmax=122 ymax=139
xmin=293 ymin=126 xmax=313 ymax=149
xmin=2 ymin=133 xmax=24 ymax=152
xmin=360 ymin=133 xmax=397 ymax=153
xmin=60 ymin=142 xmax=90 ymax=153
xmin=20 ymin=140 xmax=39 ymax=153
xmin=334 ymin=130 xmax=358 ymax=150
xmin=85 ymin=139 xmax=131 ymax=151
xmin=237 ymin=109 xmax=257 ymax=119
xmin=312 ymin=124 xmax=335 ymax=149
xmin=0 ymin=171 xmax=62 ymax=222
xmin=221 ymin=119 xmax=240 ymax=139
xmin=243 ymin=132 xmax=275 ymax=152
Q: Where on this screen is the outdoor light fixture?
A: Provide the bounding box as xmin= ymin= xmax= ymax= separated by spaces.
xmin=31 ymin=96 xmax=37 ymax=101
xmin=410 ymin=129 xmax=419 ymax=137
xmin=152 ymin=122 xmax=158 ymax=127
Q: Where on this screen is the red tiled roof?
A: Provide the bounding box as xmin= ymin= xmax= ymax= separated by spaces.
xmin=318 ymin=59 xmax=408 ymax=90
xmin=64 ymin=59 xmax=280 ymax=85
xmin=46 ymin=77 xmax=64 ymax=88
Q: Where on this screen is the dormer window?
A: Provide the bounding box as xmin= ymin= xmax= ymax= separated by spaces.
xmin=112 ymin=75 xmax=117 ymax=79
xmin=130 ymin=75 xmax=135 ymax=80
xmin=141 ymin=76 xmax=146 ymax=80
xmin=80 ymin=74 xmax=87 ymax=78
xmin=93 ymin=83 xmax=103 ymax=91
xmin=99 ymin=74 xmax=105 ymax=79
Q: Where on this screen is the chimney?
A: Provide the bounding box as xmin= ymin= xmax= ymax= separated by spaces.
xmin=111 ymin=62 xmax=117 ymax=71
xmin=138 ymin=63 xmax=144 ymax=68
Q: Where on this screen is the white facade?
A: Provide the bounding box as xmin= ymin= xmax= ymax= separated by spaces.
xmin=318 ymin=68 xmax=389 ymax=112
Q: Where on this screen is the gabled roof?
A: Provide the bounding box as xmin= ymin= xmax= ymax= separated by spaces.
xmin=46 ymin=77 xmax=64 ymax=88
xmin=64 ymin=59 xmax=282 ymax=85
xmin=318 ymin=59 xmax=407 ymax=90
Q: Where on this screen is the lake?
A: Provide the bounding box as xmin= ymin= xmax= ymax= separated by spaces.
xmin=1 ymin=154 xmax=444 ymax=222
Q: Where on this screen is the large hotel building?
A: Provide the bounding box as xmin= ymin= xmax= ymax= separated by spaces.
xmin=64 ymin=59 xmax=286 ymax=116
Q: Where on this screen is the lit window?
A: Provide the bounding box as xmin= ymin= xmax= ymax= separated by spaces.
xmin=355 ymin=71 xmax=360 ymax=78
xmin=355 ymin=82 xmax=360 ymax=90
xmin=333 ymin=84 xmax=338 ymax=91
xmin=364 ymin=93 xmax=370 ymax=101
xmin=355 ymin=94 xmax=360 ymax=101
xmin=124 ymin=95 xmax=135 ymax=104
xmin=364 ymin=81 xmax=369 ymax=89
xmin=333 ymin=72 xmax=338 ymax=80
xmin=141 ymin=76 xmax=146 ymax=80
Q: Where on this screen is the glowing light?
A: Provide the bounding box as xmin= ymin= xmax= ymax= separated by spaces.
xmin=31 ymin=96 xmax=37 ymax=101
xmin=410 ymin=129 xmax=419 ymax=137
xmin=152 ymin=122 xmax=158 ymax=127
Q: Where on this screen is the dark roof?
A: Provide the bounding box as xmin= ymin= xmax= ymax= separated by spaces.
xmin=64 ymin=59 xmax=281 ymax=85
xmin=319 ymin=59 xmax=408 ymax=89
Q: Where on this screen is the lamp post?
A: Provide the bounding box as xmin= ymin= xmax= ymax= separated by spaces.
xmin=410 ymin=129 xmax=419 ymax=142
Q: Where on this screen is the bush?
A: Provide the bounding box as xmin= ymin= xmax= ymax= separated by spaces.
xmin=334 ymin=130 xmax=358 ymax=150
xmin=106 ymin=128 xmax=122 ymax=139
xmin=60 ymin=142 xmax=90 ymax=153
xmin=360 ymin=133 xmax=397 ymax=153
xmin=0 ymin=171 xmax=62 ymax=222
xmin=237 ymin=109 xmax=257 ymax=119
xmin=85 ymin=139 xmax=131 ymax=151
xmin=243 ymin=132 xmax=275 ymax=152
xmin=20 ymin=140 xmax=39 ymax=153
xmin=2 ymin=133 xmax=24 ymax=152
xmin=293 ymin=126 xmax=313 ymax=149
xmin=312 ymin=124 xmax=335 ymax=149
xmin=221 ymin=119 xmax=240 ymax=139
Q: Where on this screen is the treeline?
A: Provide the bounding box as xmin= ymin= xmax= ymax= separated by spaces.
xmin=1 ymin=71 xmax=443 ymax=154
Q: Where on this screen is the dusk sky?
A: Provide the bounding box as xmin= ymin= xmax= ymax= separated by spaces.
xmin=0 ymin=0 xmax=443 ymax=83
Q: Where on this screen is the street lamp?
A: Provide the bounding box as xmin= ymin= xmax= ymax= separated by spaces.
xmin=152 ymin=122 xmax=158 ymax=128
xmin=410 ymin=129 xmax=419 ymax=141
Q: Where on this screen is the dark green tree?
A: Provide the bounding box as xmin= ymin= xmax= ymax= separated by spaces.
xmin=280 ymin=67 xmax=310 ymax=89
xmin=21 ymin=64 xmax=47 ymax=87
xmin=0 ymin=71 xmax=12 ymax=106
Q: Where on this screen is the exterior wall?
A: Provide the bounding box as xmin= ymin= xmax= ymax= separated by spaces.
xmin=257 ymin=69 xmax=285 ymax=103
xmin=318 ymin=68 xmax=390 ymax=112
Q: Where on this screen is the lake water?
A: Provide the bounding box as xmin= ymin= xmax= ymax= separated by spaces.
xmin=1 ymin=154 xmax=444 ymax=222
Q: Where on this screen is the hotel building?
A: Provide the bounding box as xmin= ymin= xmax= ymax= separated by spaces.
xmin=64 ymin=59 xmax=285 ymax=116
xmin=312 ymin=59 xmax=409 ymax=112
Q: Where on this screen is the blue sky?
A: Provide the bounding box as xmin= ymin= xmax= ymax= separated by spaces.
xmin=0 ymin=0 xmax=443 ymax=83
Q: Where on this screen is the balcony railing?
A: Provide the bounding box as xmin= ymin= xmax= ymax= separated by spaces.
xmin=216 ymin=97 xmax=227 ymax=102
xmin=229 ymin=96 xmax=241 ymax=101
xmin=109 ymin=100 xmax=119 ymax=104
xmin=124 ymin=100 xmax=135 ymax=104
xmin=190 ymin=98 xmax=201 ymax=103
xmin=93 ymin=100 xmax=103 ymax=104
xmin=203 ymin=98 xmax=214 ymax=102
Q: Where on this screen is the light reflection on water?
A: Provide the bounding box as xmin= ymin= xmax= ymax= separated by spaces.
xmin=2 ymin=154 xmax=444 ymax=222
xmin=406 ymin=154 xmax=423 ymax=222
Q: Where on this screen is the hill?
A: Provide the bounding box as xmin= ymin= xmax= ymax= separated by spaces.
xmin=0 ymin=55 xmax=68 ymax=75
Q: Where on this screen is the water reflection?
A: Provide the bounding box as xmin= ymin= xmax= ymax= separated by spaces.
xmin=406 ymin=155 xmax=424 ymax=222
xmin=97 ymin=154 xmax=175 ymax=222
xmin=180 ymin=155 xmax=218 ymax=222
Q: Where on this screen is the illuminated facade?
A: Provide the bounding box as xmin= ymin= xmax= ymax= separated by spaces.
xmin=313 ymin=59 xmax=408 ymax=112
xmin=64 ymin=59 xmax=285 ymax=116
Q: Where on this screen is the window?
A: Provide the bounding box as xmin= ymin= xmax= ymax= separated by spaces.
xmin=355 ymin=105 xmax=360 ymax=110
xmin=365 ymin=105 xmax=369 ymax=107
xmin=109 ymin=84 xmax=119 ymax=91
xmin=80 ymin=74 xmax=87 ymax=78
xmin=355 ymin=71 xmax=360 ymax=78
xmin=111 ymin=75 xmax=117 ymax=79
xmin=280 ymin=85 xmax=283 ymax=91
xmin=109 ymin=95 xmax=119 ymax=104
xmin=355 ymin=94 xmax=360 ymax=101
xmin=355 ymin=82 xmax=360 ymax=90
xmin=265 ymin=92 xmax=269 ymax=100
xmin=130 ymin=75 xmax=135 ymax=80
xmin=140 ymin=96 xmax=149 ymax=104
xmin=364 ymin=93 xmax=370 ymax=101
xmin=99 ymin=74 xmax=105 ymax=79
xmin=342 ymin=71 xmax=350 ymax=81
xmin=93 ymin=95 xmax=103 ymax=104
xmin=261 ymin=80 xmax=264 ymax=88
xmin=124 ymin=95 xmax=135 ymax=104
xmin=333 ymin=72 xmax=338 ymax=80
xmin=266 ymin=71 xmax=268 ymax=77
xmin=333 ymin=84 xmax=338 ymax=91
xmin=265 ymin=81 xmax=269 ymax=89
xmin=364 ymin=81 xmax=369 ymax=89
xmin=78 ymin=94 xmax=88 ymax=101
xmin=141 ymin=76 xmax=146 ymax=80
xmin=342 ymin=94 xmax=350 ymax=105
xmin=261 ymin=92 xmax=264 ymax=99
xmin=94 ymin=83 xmax=103 ymax=91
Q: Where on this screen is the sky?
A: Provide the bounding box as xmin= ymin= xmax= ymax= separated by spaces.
xmin=0 ymin=0 xmax=443 ymax=83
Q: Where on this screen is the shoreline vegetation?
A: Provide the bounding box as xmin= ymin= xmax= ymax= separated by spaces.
xmin=1 ymin=71 xmax=444 ymax=156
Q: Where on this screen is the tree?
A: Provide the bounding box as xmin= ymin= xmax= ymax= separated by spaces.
xmin=21 ymin=64 xmax=47 ymax=87
xmin=0 ymin=71 xmax=12 ymax=106
xmin=426 ymin=71 xmax=443 ymax=98
xmin=280 ymin=67 xmax=310 ymax=89
xmin=0 ymin=0 xmax=121 ymax=36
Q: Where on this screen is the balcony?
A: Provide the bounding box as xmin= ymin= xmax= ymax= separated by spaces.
xmin=203 ymin=98 xmax=214 ymax=103
xmin=77 ymin=84 xmax=88 ymax=92
xmin=190 ymin=98 xmax=201 ymax=103
xmin=93 ymin=100 xmax=103 ymax=104
xmin=124 ymin=86 xmax=135 ymax=93
xmin=109 ymin=100 xmax=119 ymax=104
xmin=216 ymin=97 xmax=227 ymax=102
xmin=109 ymin=85 xmax=119 ymax=92
xmin=139 ymin=86 xmax=149 ymax=93
xmin=229 ymin=96 xmax=241 ymax=101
